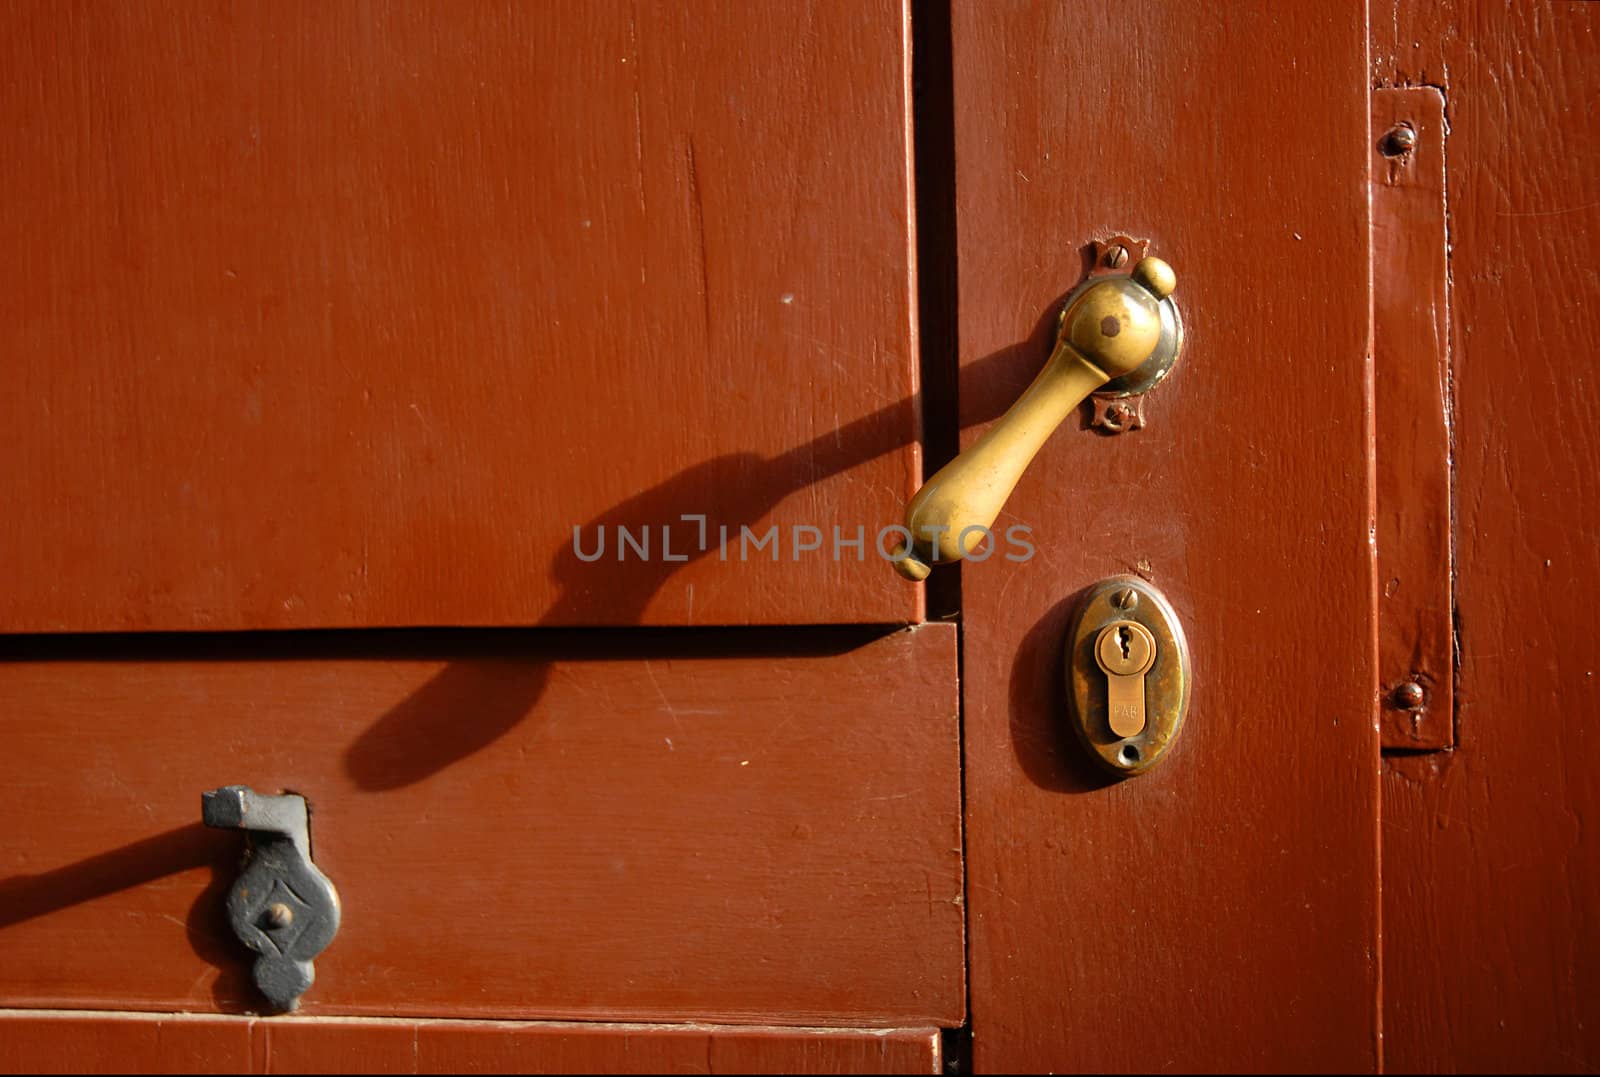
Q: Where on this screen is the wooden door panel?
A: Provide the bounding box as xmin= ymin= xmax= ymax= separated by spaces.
xmin=1375 ymin=2 xmax=1600 ymax=1071
xmin=0 ymin=1 xmax=923 ymax=631
xmin=0 ymin=625 xmax=962 ymax=1025
xmin=948 ymin=1 xmax=1380 ymax=1070
xmin=0 ymin=1012 xmax=941 ymax=1075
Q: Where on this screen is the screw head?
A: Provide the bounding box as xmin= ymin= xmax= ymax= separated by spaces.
xmin=1111 ymin=586 xmax=1140 ymax=610
xmin=1105 ymin=244 xmax=1131 ymax=269
xmin=1393 ymin=681 xmax=1426 ymax=710
xmin=265 ymin=902 xmax=294 ymax=930
xmin=1380 ymin=124 xmax=1417 ymax=158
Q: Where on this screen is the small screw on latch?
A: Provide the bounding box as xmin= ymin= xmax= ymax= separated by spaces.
xmin=1392 ymin=681 xmax=1427 ymax=710
xmin=1105 ymin=244 xmax=1131 ymax=269
xmin=265 ymin=903 xmax=295 ymax=930
xmin=1380 ymin=124 xmax=1417 ymax=158
xmin=1111 ymin=586 xmax=1140 ymax=611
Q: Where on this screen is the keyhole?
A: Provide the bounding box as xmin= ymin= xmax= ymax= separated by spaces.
xmin=1117 ymin=625 xmax=1132 ymax=661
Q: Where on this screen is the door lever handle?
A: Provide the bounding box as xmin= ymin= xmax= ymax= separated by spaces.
xmin=893 ymin=256 xmax=1177 ymax=580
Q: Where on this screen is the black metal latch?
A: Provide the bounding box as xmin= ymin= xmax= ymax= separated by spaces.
xmin=201 ymin=786 xmax=340 ymax=1012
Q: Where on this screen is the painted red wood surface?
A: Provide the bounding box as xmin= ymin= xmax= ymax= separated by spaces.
xmin=0 ymin=1 xmax=923 ymax=631
xmin=0 ymin=1013 xmax=940 ymax=1075
xmin=1374 ymin=2 xmax=1600 ymax=1070
xmin=1372 ymin=86 xmax=1455 ymax=751
xmin=0 ymin=626 xmax=963 ymax=1026
xmin=949 ymin=2 xmax=1381 ymax=1070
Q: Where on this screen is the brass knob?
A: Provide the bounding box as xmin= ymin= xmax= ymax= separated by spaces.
xmin=894 ymin=256 xmax=1177 ymax=580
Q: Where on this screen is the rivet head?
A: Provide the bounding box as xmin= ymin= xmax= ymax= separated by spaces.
xmin=1380 ymin=124 xmax=1417 ymax=158
xmin=265 ymin=902 xmax=294 ymax=930
xmin=1105 ymin=244 xmax=1130 ymax=269
xmin=1111 ymin=586 xmax=1140 ymax=611
xmin=1393 ymin=681 xmax=1426 ymax=710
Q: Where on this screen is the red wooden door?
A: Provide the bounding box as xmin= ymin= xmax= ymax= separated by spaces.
xmin=0 ymin=3 xmax=958 ymax=1071
xmin=1374 ymin=2 xmax=1600 ymax=1071
xmin=5 ymin=1 xmax=1599 ymax=1073
xmin=938 ymin=0 xmax=1600 ymax=1071
xmin=0 ymin=0 xmax=926 ymax=631
xmin=945 ymin=2 xmax=1381 ymax=1070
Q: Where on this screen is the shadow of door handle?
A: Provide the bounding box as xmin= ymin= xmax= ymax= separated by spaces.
xmin=893 ymin=256 xmax=1178 ymax=580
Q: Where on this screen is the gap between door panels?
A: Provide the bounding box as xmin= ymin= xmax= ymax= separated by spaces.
xmin=910 ymin=0 xmax=963 ymax=630
xmin=911 ymin=1 xmax=973 ymax=1071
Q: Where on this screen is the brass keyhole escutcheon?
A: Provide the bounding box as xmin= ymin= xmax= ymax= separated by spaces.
xmin=1068 ymin=577 xmax=1191 ymax=776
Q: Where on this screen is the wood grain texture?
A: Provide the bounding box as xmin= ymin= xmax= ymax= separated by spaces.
xmin=0 ymin=0 xmax=923 ymax=630
xmin=949 ymin=2 xmax=1380 ymax=1070
xmin=0 ymin=1012 xmax=940 ymax=1075
xmin=1375 ymin=2 xmax=1600 ymax=1071
xmin=0 ymin=625 xmax=963 ymax=1026
xmin=1372 ymin=87 xmax=1454 ymax=750
xmin=416 ymin=1021 xmax=940 ymax=1075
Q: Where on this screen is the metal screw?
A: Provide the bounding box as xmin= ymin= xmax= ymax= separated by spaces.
xmin=1393 ymin=681 xmax=1426 ymax=710
xmin=1380 ymin=124 xmax=1417 ymax=158
xmin=265 ymin=902 xmax=294 ymax=930
xmin=1105 ymin=244 xmax=1131 ymax=269
xmin=1112 ymin=586 xmax=1140 ymax=611
xmin=1099 ymin=401 xmax=1136 ymax=432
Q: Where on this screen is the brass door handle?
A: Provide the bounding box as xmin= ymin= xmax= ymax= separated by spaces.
xmin=893 ymin=257 xmax=1177 ymax=580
